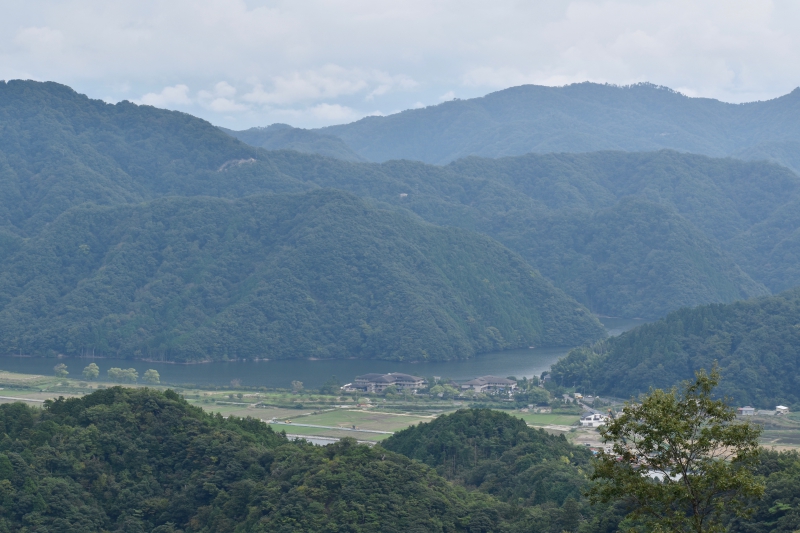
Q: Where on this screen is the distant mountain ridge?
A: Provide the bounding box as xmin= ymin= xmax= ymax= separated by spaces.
xmin=254 ymin=82 xmax=800 ymax=170
xmin=221 ymin=123 xmax=365 ymax=162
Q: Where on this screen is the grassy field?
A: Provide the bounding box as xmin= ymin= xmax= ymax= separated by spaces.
xmin=287 ymin=409 xmax=435 ymax=431
xmin=513 ymin=412 xmax=581 ymax=427
xmin=279 ymin=425 xmax=391 ymax=442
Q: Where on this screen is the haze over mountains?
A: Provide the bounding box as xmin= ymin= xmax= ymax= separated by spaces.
xmin=0 ymin=80 xmax=603 ymax=361
xmin=229 ymin=82 xmax=800 ymax=173
xmin=3 ymin=79 xmax=800 ymax=362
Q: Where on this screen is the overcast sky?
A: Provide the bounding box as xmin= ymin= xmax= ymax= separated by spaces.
xmin=2 ymin=0 xmax=799 ymax=129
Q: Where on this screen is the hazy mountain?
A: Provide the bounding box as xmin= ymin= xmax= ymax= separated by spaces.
xmin=221 ymin=123 xmax=365 ymax=162
xmin=318 ymin=82 xmax=800 ymax=169
xmin=1 ymin=80 xmax=795 ymax=324
xmin=550 ymin=287 xmax=800 ymax=408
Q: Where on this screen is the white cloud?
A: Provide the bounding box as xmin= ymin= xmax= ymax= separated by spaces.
xmin=14 ymin=26 xmax=63 ymax=54
xmin=1 ymin=0 xmax=799 ymax=128
xmin=439 ymin=91 xmax=456 ymax=101
xmin=138 ymin=84 xmax=191 ymax=106
xmin=309 ymin=103 xmax=359 ymax=121
xmin=197 ymin=81 xmax=247 ymax=111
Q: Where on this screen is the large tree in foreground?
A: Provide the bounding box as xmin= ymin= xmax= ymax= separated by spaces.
xmin=589 ymin=366 xmax=764 ymax=533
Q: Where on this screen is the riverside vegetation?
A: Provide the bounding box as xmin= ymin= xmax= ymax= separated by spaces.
xmin=550 ymin=288 xmax=800 ymax=409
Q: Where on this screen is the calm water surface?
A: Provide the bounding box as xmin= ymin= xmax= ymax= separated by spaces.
xmin=0 ymin=317 xmax=645 ymax=389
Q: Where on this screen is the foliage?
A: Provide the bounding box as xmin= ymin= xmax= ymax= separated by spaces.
xmin=590 ymin=368 xmax=764 ymax=533
xmin=143 ymin=369 xmax=160 ymax=384
xmin=82 ymin=362 xmax=100 ymax=380
xmin=318 ymin=376 xmax=341 ymax=395
xmin=728 ymin=450 xmax=800 ymax=532
xmin=384 ymin=409 xmax=592 ymax=503
xmin=0 ymin=190 xmax=603 ymax=362
xmin=550 ymin=288 xmax=800 ymax=407
xmin=107 ymin=367 xmax=138 ymax=383
xmin=384 ymin=408 xmax=632 ymax=532
xmin=53 ymin=363 xmax=68 ymax=378
xmin=0 ymin=388 xmax=521 ymax=532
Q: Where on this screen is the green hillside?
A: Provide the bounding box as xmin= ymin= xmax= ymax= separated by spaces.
xmin=0 ymin=190 xmax=603 ymax=362
xmin=222 ymin=124 xmax=365 ymax=162
xmin=319 ymin=82 xmax=800 ymax=168
xmin=1 ymin=80 xmax=794 ymax=323
xmin=550 ymin=288 xmax=800 ymax=408
xmin=0 ymin=389 xmax=523 ymax=532
xmin=2 ymin=389 xmax=797 ymax=532
xmin=243 ymin=150 xmax=774 ymax=318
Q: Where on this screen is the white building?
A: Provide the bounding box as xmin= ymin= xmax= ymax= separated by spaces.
xmin=353 ymin=373 xmax=426 ymax=393
xmin=461 ymin=375 xmax=517 ymax=393
xmin=737 ymin=406 xmax=756 ymax=416
xmin=580 ymin=413 xmax=609 ymax=428
xmin=776 ymin=405 xmax=790 ymax=415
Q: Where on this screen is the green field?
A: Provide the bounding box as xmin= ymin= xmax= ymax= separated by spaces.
xmin=287 ymin=409 xmax=435 ymax=431
xmin=512 ymin=412 xmax=581 ymax=427
xmin=277 ymin=424 xmax=391 ymax=442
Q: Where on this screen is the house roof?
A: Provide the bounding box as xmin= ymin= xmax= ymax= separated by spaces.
xmin=463 ymin=375 xmax=517 ymax=386
xmin=355 ymin=372 xmax=424 ymax=383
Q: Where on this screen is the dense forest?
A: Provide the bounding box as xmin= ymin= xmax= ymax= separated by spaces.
xmin=1 ymin=391 xmax=796 ymax=532
xmin=381 ymin=409 xmax=625 ymax=532
xmin=0 ymin=189 xmax=603 ymax=361
xmin=0 ymin=390 xmax=529 ymax=532
xmin=550 ymin=288 xmax=800 ymax=408
xmin=315 ymin=82 xmax=800 ymax=169
xmin=5 ymin=80 xmax=792 ymax=319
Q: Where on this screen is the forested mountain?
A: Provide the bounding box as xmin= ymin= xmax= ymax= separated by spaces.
xmin=228 ymin=150 xmax=775 ymax=318
xmin=317 ymin=82 xmax=800 ymax=169
xmin=1 ymin=80 xmax=797 ymax=326
xmin=221 ymin=124 xmax=365 ymax=162
xmin=3 ymin=394 xmax=799 ymax=532
xmin=383 ymin=409 xmax=626 ymax=531
xmin=550 ymin=288 xmax=800 ymax=408
xmin=0 ymin=190 xmax=603 ymax=361
xmin=0 ymin=389 xmax=530 ymax=532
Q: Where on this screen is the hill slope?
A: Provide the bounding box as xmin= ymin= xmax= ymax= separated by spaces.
xmin=320 ymin=82 xmax=800 ymax=168
xmin=550 ymin=288 xmax=800 ymax=408
xmin=0 ymin=388 xmax=522 ymax=532
xmin=222 ymin=123 xmax=365 ymax=161
xmin=0 ymin=190 xmax=603 ymax=361
xmin=0 ymin=80 xmax=791 ymax=321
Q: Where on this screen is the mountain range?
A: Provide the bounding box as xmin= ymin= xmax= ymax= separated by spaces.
xmin=0 ymin=80 xmax=603 ymax=361
xmin=4 ymin=79 xmax=800 ymax=361
xmin=226 ymin=82 xmax=800 ymax=172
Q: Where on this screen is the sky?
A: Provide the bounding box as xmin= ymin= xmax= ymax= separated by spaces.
xmin=2 ymin=0 xmax=799 ymax=129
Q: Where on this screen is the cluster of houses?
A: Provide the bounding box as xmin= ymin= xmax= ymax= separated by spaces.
xmin=737 ymin=405 xmax=790 ymax=416
xmin=342 ymin=373 xmax=518 ymax=394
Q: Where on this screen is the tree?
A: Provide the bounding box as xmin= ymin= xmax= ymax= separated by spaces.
xmin=319 ymin=376 xmax=341 ymax=395
xmin=53 ymin=363 xmax=68 ymax=378
xmin=291 ymin=381 xmax=303 ymax=393
xmin=82 ymin=363 xmax=100 ymax=380
xmin=589 ymin=366 xmax=764 ymax=533
xmin=143 ymin=369 xmax=160 ymax=384
xmin=108 ymin=367 xmax=138 ymax=383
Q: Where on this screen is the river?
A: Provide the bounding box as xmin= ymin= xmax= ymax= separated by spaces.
xmin=0 ymin=317 xmax=645 ymax=389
